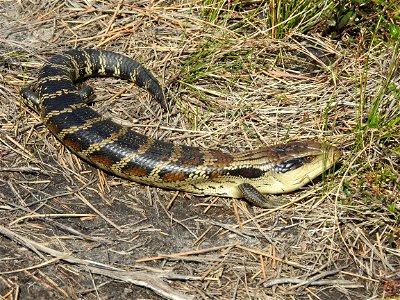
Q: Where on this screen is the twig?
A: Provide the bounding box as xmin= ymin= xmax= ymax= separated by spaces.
xmin=263 ymin=277 xmax=362 ymax=288
xmin=0 ymin=166 xmax=45 ymax=174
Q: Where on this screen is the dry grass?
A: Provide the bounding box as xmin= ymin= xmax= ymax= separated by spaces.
xmin=0 ymin=1 xmax=399 ymax=299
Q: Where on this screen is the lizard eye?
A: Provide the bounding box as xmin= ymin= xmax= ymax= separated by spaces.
xmin=304 ymin=155 xmax=315 ymax=162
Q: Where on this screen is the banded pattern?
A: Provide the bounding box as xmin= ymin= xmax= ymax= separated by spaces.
xmin=21 ymin=49 xmax=341 ymax=208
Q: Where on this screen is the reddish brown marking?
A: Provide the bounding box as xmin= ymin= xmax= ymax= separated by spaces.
xmin=184 ymin=154 xmax=202 ymax=166
xmin=176 ymin=147 xmax=203 ymax=166
xmin=62 ymin=138 xmax=83 ymax=152
xmin=209 ymin=170 xmax=223 ymax=179
xmin=124 ymin=166 xmax=149 ymax=177
xmin=46 ymin=121 xmax=62 ymax=135
xmin=209 ymin=150 xmax=234 ymax=167
xmin=162 ymin=171 xmax=188 ymax=182
xmin=89 ymin=154 xmax=116 ymax=168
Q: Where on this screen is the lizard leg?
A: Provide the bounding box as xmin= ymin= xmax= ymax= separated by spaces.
xmin=238 ymin=183 xmax=284 ymax=208
xmin=20 ymin=85 xmax=95 ymax=113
